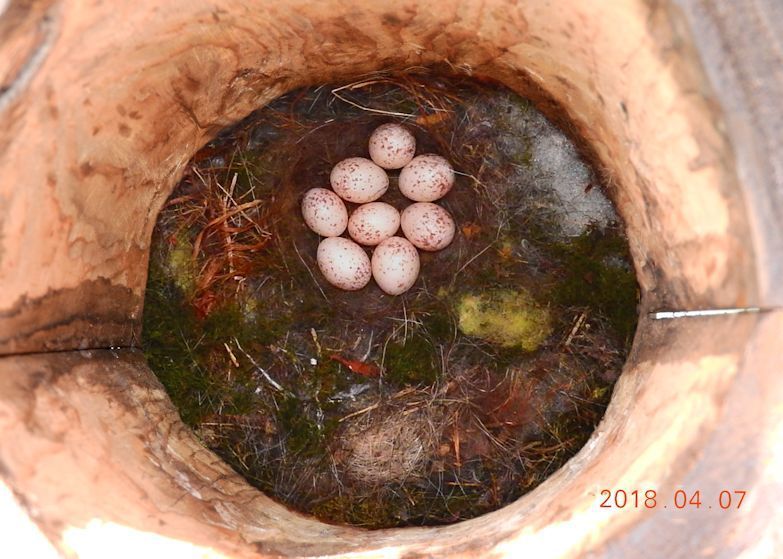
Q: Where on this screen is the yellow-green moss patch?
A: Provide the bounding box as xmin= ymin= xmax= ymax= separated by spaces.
xmin=457 ymin=289 xmax=552 ymax=351
xmin=166 ymin=234 xmax=196 ymax=295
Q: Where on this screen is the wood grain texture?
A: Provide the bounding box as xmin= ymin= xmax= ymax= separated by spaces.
xmin=0 ymin=0 xmax=781 ymax=557
xmin=674 ymin=0 xmax=783 ymax=307
xmin=0 ymin=312 xmax=779 ymax=558
xmin=0 ymin=0 xmax=763 ymax=355
xmin=0 ymin=278 xmax=140 ymax=354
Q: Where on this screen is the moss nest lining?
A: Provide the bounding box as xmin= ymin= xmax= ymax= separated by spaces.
xmin=457 ymin=289 xmax=552 ymax=350
xmin=142 ymin=70 xmax=639 ymax=528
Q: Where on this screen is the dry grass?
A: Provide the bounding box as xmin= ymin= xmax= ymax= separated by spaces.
xmin=161 ymin=163 xmax=273 ymax=316
xmin=338 ymin=406 xmax=440 ymax=485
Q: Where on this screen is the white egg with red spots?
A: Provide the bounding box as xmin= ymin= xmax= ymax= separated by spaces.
xmin=400 ymin=202 xmax=456 ymax=251
xmin=301 ymin=188 xmax=348 ymax=237
xmin=330 ymin=157 xmax=389 ymax=203
xmin=368 ymin=123 xmax=416 ymax=169
xmin=398 ymin=154 xmax=455 ymax=202
xmin=316 ymin=237 xmax=371 ymax=291
xmin=348 ymin=202 xmax=400 ymax=246
xmin=371 ymin=236 xmax=420 ymax=295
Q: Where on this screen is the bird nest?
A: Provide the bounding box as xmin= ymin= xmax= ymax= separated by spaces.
xmin=143 ymin=69 xmax=638 ymax=528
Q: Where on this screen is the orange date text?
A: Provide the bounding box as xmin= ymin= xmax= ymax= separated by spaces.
xmin=598 ymin=489 xmax=746 ymax=510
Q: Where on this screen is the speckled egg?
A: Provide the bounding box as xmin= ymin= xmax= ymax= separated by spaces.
xmin=330 ymin=157 xmax=389 ymax=203
xmin=371 ymin=236 xmax=420 ymax=295
xmin=316 ymin=237 xmax=372 ymax=291
xmin=301 ymin=188 xmax=348 ymax=237
xmin=347 ymin=202 xmax=400 ymax=246
xmin=398 ymin=154 xmax=455 ymax=202
xmin=400 ymin=202 xmax=456 ymax=251
xmin=368 ymin=123 xmax=416 ymax=169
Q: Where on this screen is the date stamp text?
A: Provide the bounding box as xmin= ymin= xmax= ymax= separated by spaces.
xmin=598 ymin=489 xmax=746 ymax=510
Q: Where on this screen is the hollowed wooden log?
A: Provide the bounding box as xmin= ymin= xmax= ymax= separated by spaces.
xmin=0 ymin=0 xmax=781 ymax=557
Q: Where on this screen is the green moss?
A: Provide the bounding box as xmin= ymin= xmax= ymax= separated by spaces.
xmin=423 ymin=309 xmax=453 ymax=341
xmin=240 ymin=295 xmax=260 ymax=317
xmin=238 ymin=292 xmax=294 ymax=347
xmin=384 ymin=336 xmax=439 ymax=386
xmin=456 ymin=289 xmax=552 ymax=351
xmin=166 ymin=234 xmax=196 ymax=295
xmin=142 ymin=248 xmax=277 ymax=425
xmin=311 ymin=358 xmax=350 ymax=401
xmin=202 ymin=299 xmax=287 ymax=350
xmin=550 ymin=228 xmax=639 ymax=346
xmin=277 ymin=396 xmax=327 ymax=457
xmin=142 ymin=257 xmax=209 ymax=425
xmin=311 ymin=487 xmax=485 ymax=528
xmin=311 ymin=494 xmax=404 ymax=528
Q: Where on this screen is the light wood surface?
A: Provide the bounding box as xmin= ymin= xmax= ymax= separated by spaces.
xmin=0 ymin=0 xmax=780 ymax=557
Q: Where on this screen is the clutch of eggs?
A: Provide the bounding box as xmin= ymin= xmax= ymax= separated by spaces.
xmin=302 ymin=123 xmax=458 ymax=295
